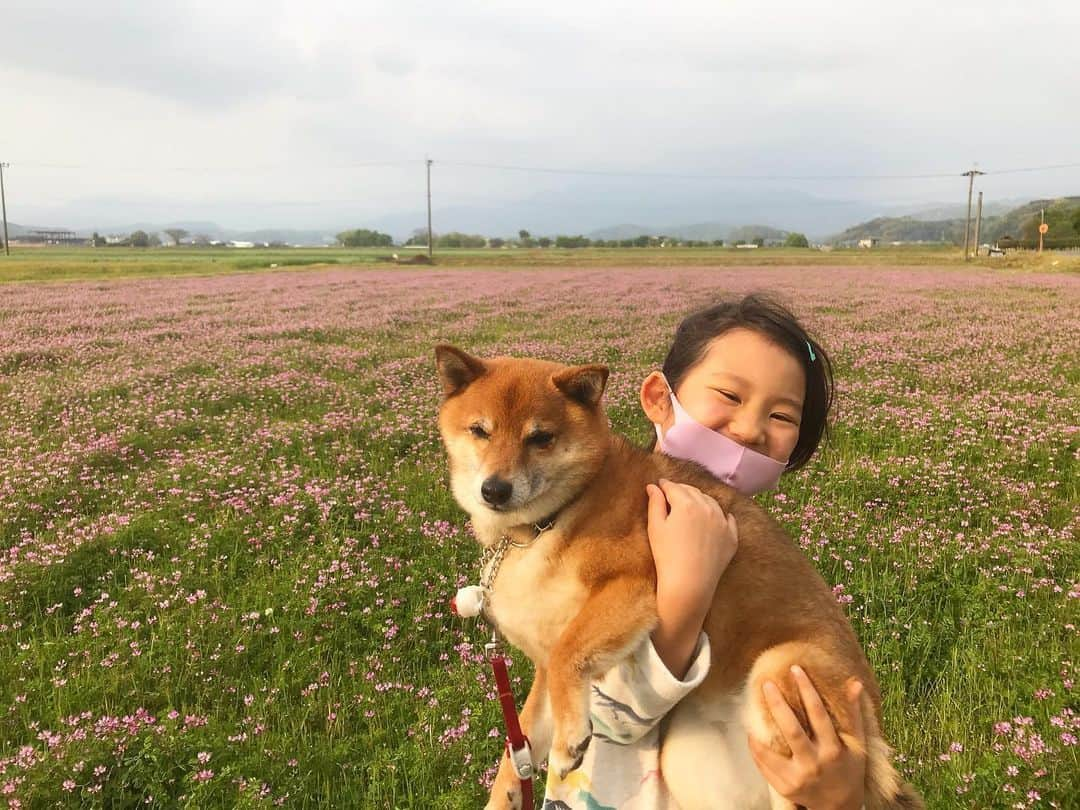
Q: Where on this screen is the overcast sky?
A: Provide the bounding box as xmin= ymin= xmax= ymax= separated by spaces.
xmin=3 ymin=0 xmax=1078 ymax=231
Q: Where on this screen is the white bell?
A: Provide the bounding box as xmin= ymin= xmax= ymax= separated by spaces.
xmin=451 ymin=585 xmax=485 ymax=618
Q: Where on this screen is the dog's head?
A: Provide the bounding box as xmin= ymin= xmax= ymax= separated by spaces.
xmin=434 ymin=344 xmax=610 ymax=534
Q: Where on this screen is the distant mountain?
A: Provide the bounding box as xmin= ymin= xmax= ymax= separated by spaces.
xmin=586 ymin=221 xmax=796 ymax=243
xmin=5 ymin=222 xmax=47 ymax=237
xmin=17 ymin=189 xmax=1069 ymax=249
xmin=983 ymin=196 xmax=1080 ymax=241
xmin=13 ymin=177 xmax=954 ymax=244
xmin=588 ymin=223 xmax=661 ymax=240
xmin=830 ymin=216 xmax=963 ymax=244
xmin=671 ymin=222 xmax=736 ymax=241
xmin=888 ymin=198 xmax=1024 ymax=221
xmin=727 ymin=224 xmax=790 ymax=243
xmin=588 ymin=222 xmax=735 ymax=241
xmin=366 ymin=180 xmax=884 ymax=241
xmin=829 ymin=196 xmax=1080 ymax=244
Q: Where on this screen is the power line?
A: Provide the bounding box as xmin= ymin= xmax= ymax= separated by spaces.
xmin=5 ymin=158 xmax=1079 ymax=180
xmin=12 ymin=160 xmax=419 ymax=172
xmin=986 ymin=162 xmax=1080 ymax=175
xmin=440 ymin=160 xmax=1080 ymax=181
xmin=438 ymin=161 xmax=962 ymax=181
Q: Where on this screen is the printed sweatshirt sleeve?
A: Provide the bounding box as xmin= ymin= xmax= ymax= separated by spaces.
xmin=588 ymin=631 xmax=711 ymax=745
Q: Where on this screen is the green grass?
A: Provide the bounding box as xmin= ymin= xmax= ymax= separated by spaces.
xmin=2 ymin=243 xmax=1078 ymax=284
xmin=0 ymin=259 xmax=1076 ymax=807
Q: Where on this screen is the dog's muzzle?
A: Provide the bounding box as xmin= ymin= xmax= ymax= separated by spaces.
xmin=481 ymin=476 xmax=513 ymax=507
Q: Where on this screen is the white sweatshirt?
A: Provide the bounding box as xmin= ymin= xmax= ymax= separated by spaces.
xmin=541 ymin=632 xmax=712 ymax=809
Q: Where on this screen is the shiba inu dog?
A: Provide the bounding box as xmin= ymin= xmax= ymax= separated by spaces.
xmin=434 ymin=344 xmax=923 ymax=810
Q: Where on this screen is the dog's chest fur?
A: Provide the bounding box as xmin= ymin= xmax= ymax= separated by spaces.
xmin=483 ymin=533 xmax=586 ymax=665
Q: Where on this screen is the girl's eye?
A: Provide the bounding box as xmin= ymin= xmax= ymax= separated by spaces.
xmin=713 ymin=389 xmax=740 ymax=403
xmin=526 ymin=431 xmax=554 ymax=448
xmin=469 ymin=424 xmax=489 ymax=439
xmin=771 ymin=413 xmax=798 ymax=425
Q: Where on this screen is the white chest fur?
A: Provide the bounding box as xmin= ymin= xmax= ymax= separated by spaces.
xmin=482 ymin=534 xmax=586 ymax=665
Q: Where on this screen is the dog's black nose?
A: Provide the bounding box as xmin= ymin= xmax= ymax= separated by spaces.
xmin=481 ymin=476 xmax=513 ymax=507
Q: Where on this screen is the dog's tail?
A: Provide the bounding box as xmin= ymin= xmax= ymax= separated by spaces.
xmin=891 ymin=783 xmax=926 ymax=810
xmin=871 ymin=777 xmax=924 ymax=810
xmin=862 ymin=702 xmax=925 ymax=810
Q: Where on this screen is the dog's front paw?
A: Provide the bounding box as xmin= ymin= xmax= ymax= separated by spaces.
xmin=549 ymin=719 xmax=593 ymax=780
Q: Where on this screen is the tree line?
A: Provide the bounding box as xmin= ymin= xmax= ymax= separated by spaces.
xmin=84 ymin=226 xmax=813 ymax=249
xmin=348 ymin=227 xmax=811 ymax=249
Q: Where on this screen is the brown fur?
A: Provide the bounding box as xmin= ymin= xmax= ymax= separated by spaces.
xmin=434 ymin=346 xmax=922 ymax=810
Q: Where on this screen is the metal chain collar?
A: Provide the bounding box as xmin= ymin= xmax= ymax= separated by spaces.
xmin=478 ymin=518 xmax=557 ymax=595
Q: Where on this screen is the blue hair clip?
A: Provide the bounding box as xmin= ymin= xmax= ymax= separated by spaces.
xmin=806 ymin=341 xmax=816 ymax=362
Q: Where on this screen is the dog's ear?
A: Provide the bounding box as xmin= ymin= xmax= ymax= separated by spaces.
xmin=435 ymin=344 xmax=487 ymax=397
xmin=552 ymin=364 xmax=609 ymax=408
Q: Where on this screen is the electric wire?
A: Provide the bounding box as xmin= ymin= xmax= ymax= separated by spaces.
xmin=6 ymin=159 xmax=1079 ymax=180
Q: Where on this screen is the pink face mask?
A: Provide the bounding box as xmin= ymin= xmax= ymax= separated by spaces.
xmin=654 ymin=375 xmax=787 ymax=495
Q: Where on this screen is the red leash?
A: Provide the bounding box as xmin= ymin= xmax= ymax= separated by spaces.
xmin=487 ymin=640 xmax=534 ymax=808
xmin=452 ymin=561 xmax=542 ymax=805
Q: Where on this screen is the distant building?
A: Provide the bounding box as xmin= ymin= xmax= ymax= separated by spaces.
xmin=228 ymin=240 xmax=255 ymax=248
xmin=19 ymin=229 xmax=85 ymax=245
xmin=858 ymin=238 xmax=880 ymax=248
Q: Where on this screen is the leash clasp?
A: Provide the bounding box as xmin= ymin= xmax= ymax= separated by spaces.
xmin=506 ymin=736 xmax=534 ymax=780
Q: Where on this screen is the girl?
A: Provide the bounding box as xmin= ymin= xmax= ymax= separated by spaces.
xmin=542 ymin=294 xmax=866 ymax=810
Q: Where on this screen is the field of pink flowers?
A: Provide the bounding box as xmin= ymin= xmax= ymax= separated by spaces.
xmin=0 ymin=264 xmax=1077 ymax=808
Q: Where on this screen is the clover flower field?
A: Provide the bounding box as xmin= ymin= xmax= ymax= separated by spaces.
xmin=0 ymin=264 xmax=1076 ymax=808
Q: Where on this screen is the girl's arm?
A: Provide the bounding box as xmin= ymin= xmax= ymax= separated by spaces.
xmin=587 ymin=480 xmax=733 ymax=744
xmin=647 ymin=479 xmax=737 ymax=677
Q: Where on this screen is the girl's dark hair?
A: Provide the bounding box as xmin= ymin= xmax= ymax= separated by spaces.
xmin=649 ymin=293 xmax=834 ymax=471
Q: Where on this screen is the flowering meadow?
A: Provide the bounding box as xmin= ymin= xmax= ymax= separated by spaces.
xmin=0 ymin=263 xmax=1076 ymax=808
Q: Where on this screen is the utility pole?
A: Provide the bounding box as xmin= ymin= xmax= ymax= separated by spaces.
xmin=0 ymin=162 xmax=9 ymax=256
xmin=973 ymin=191 xmax=983 ymax=258
xmin=962 ymin=168 xmax=984 ymax=260
xmin=426 ymin=158 xmax=433 ymax=260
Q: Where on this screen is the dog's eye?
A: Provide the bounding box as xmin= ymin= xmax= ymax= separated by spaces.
xmin=469 ymin=424 xmax=489 ymax=440
xmin=526 ymin=431 xmax=554 ymax=448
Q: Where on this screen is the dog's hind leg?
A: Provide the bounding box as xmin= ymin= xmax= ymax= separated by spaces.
xmin=545 ymin=577 xmax=657 ymax=780
xmin=485 ymin=667 xmax=552 ymax=810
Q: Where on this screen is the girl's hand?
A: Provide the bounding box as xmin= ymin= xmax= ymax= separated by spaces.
xmin=646 ymin=478 xmax=738 ymax=677
xmin=748 ymin=668 xmax=867 ymax=810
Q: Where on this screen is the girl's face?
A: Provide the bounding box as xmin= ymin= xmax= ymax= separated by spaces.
xmin=641 ymin=327 xmax=806 ymax=464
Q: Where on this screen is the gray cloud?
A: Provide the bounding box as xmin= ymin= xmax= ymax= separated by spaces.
xmin=3 ymin=0 xmax=1079 ymax=231
xmin=1 ymin=0 xmax=357 ymax=106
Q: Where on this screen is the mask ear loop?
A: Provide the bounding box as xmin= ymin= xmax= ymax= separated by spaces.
xmin=654 ymin=372 xmax=673 ymax=446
